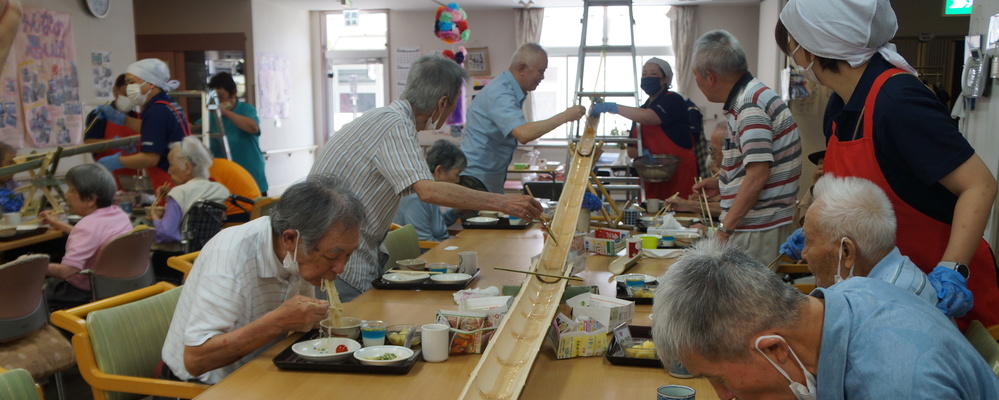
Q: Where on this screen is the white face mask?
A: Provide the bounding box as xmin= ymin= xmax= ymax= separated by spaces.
xmin=126 ymin=83 xmax=149 ymax=107
xmin=833 ymin=237 xmax=854 ymax=284
xmin=282 ymin=230 xmax=302 ymax=299
xmin=754 ymin=335 xmax=817 ymax=400
xmin=424 ymin=103 xmax=443 ymax=131
xmin=115 ymin=95 xmax=133 ymax=113
xmin=790 ymin=45 xmax=820 ymax=85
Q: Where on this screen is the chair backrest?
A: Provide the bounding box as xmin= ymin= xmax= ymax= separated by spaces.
xmin=90 ymin=228 xmax=157 ymax=300
xmin=86 ymin=287 xmax=183 ymax=400
xmin=181 ymin=199 xmax=226 ymax=253
xmin=0 ymin=255 xmax=50 ymax=342
xmin=964 ymin=320 xmax=999 ymax=377
xmin=250 ymin=196 xmax=279 ymax=220
xmin=0 ymin=368 xmax=42 ymax=400
xmin=382 ymin=224 xmax=421 ymax=272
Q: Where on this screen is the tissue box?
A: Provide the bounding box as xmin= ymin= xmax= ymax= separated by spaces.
xmin=436 ymin=309 xmax=503 ymax=354
xmin=546 ymin=313 xmax=608 ymax=359
xmin=592 ymin=228 xmax=631 ymax=242
xmin=584 ymin=229 xmax=630 ymax=255
xmin=565 ymin=293 xmax=635 ymax=329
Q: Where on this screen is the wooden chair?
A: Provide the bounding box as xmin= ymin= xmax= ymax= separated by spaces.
xmin=166 ymin=251 xmax=199 ymax=282
xmin=250 ymin=196 xmax=279 ymax=220
xmin=0 ymin=255 xmax=74 ymax=400
xmin=49 ymin=282 xmax=209 ymax=400
xmin=388 ymin=223 xmax=440 ymax=250
xmin=0 ymin=367 xmax=44 ymax=400
xmin=84 ymin=227 xmax=156 ymax=300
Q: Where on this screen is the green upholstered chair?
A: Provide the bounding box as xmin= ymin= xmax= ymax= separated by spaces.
xmin=382 ymin=224 xmax=422 ymax=272
xmin=49 ymin=282 xmax=208 ymax=400
xmin=0 ymin=368 xmax=43 ymax=400
xmin=964 ymin=320 xmax=999 ymax=377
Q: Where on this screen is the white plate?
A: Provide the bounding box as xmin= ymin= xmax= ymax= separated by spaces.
xmin=353 ymin=345 xmax=414 ymax=366
xmin=16 ymin=224 xmax=39 ymax=231
xmin=430 ymin=273 xmax=472 ymax=283
xmin=381 ymin=272 xmax=430 ymax=283
xmin=613 ymin=274 xmax=657 ymax=284
xmin=292 ymin=338 xmax=361 ymax=363
xmin=466 ymin=216 xmax=499 ymax=224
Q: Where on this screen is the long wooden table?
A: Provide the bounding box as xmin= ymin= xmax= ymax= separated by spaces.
xmin=194 ymin=224 xmax=713 ymax=399
xmin=0 ymin=228 xmax=64 ymax=252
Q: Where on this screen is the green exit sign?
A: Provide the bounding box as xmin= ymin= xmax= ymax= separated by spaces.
xmin=944 ymin=0 xmax=973 ymax=16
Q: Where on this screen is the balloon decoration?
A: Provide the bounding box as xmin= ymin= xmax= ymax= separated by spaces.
xmin=435 ymin=3 xmax=470 ymax=44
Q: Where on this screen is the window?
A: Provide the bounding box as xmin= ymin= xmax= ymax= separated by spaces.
xmin=534 ymin=6 xmax=673 ymax=140
xmin=321 ymin=11 xmax=389 ymax=137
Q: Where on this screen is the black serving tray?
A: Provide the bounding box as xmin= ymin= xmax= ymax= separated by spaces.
xmin=0 ymin=227 xmax=50 ymax=242
xmin=372 ymin=269 xmax=480 ymax=291
xmin=605 ymin=325 xmax=663 ymax=368
xmin=273 ymin=329 xmax=421 ymax=374
xmin=615 ymin=281 xmax=657 ymax=305
xmin=461 ymin=218 xmax=531 ymax=230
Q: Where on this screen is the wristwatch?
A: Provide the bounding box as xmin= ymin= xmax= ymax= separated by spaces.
xmin=717 ymin=222 xmax=734 ymax=235
xmin=938 ymin=261 xmax=970 ymax=279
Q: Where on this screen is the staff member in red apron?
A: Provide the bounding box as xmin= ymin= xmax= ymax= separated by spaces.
xmin=776 ymin=0 xmax=999 ymax=329
xmin=590 ymin=58 xmax=696 ymax=200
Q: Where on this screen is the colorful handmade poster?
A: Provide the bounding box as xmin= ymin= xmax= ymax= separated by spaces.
xmin=0 ymin=52 xmax=23 ymax=148
xmin=91 ymin=51 xmax=112 ymax=100
xmin=256 ymin=53 xmax=291 ymax=119
xmin=14 ymin=8 xmax=82 ymax=147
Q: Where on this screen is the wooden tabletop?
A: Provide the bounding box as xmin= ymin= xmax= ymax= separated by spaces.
xmin=194 ymin=226 xmax=714 ymax=399
xmin=0 ymin=228 xmax=64 ymax=252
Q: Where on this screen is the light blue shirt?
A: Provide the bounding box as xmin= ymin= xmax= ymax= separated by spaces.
xmin=460 ymin=70 xmax=527 ymax=193
xmin=392 ymin=193 xmax=459 ymax=242
xmin=812 ymin=278 xmax=999 ymax=399
xmin=866 ymin=247 xmax=938 ymax=307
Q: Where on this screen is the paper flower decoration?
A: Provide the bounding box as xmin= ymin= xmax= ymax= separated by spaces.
xmin=0 ymin=188 xmax=23 ymax=213
xmin=435 ymin=3 xmax=470 ymax=44
xmin=441 ymin=47 xmax=467 ymax=65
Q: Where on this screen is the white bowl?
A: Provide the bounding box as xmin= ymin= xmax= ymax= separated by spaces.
xmin=466 ymin=216 xmax=499 ymax=224
xmin=382 ymin=272 xmax=430 ymax=283
xmin=320 ymin=317 xmax=361 ymax=340
xmin=353 ymin=345 xmax=414 ymax=366
xmin=292 ymin=337 xmax=361 ymax=363
xmin=478 ymin=211 xmax=500 ymax=217
xmin=16 ymin=224 xmax=39 ymax=231
xmin=430 ymin=273 xmax=472 ymax=284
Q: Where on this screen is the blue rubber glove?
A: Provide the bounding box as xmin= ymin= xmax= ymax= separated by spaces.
xmin=96 ymin=104 xmax=126 ymax=126
xmin=581 ymin=192 xmax=603 ymax=212
xmin=779 ymin=228 xmax=805 ymax=260
xmin=928 ymin=266 xmax=974 ymax=318
xmin=589 ymin=102 xmax=618 ymax=117
xmin=96 ymin=153 xmax=124 ymax=172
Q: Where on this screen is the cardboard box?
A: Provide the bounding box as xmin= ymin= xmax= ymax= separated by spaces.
xmin=546 ymin=313 xmax=608 ymax=359
xmin=565 ymin=293 xmax=635 ymax=329
xmin=436 ymin=309 xmax=503 ymax=354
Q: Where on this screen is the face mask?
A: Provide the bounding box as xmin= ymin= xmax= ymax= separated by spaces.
xmin=114 ymin=95 xmax=133 ymax=113
xmin=126 ymin=83 xmax=149 ymax=107
xmin=833 ymin=237 xmax=854 ymax=284
xmin=424 ymin=104 xmax=443 ymax=131
xmin=640 ymin=76 xmax=663 ymax=96
xmin=282 ymin=230 xmax=302 ymax=299
xmin=790 ymin=45 xmax=820 ymax=85
xmin=754 ymin=335 xmax=817 ymax=400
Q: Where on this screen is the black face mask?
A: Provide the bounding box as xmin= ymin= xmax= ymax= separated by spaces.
xmin=641 ymin=76 xmax=663 ymax=96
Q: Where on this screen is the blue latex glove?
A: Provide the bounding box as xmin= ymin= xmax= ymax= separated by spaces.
xmin=928 ymin=266 xmax=974 ymax=318
xmin=581 ymin=192 xmax=603 ymax=212
xmin=589 ymin=102 xmax=618 ymax=117
xmin=96 ymin=153 xmax=124 ymax=172
xmin=779 ymin=228 xmax=805 ymax=260
xmin=96 ymin=104 xmax=126 ymax=126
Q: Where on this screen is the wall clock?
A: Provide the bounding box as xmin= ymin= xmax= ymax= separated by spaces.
xmin=85 ymin=0 xmax=110 ymax=19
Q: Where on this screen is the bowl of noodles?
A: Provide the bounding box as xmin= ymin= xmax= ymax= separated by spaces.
xmin=321 ymin=317 xmax=361 ymax=340
xmin=293 ymin=337 xmax=361 ymax=363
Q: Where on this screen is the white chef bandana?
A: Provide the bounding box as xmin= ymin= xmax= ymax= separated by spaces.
xmin=779 ymin=0 xmax=916 ymax=75
xmin=647 ymin=57 xmax=674 ymax=88
xmin=126 ymin=59 xmax=181 ymax=92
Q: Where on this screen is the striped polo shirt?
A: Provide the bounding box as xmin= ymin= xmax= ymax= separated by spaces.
xmin=720 ymin=73 xmax=801 ymax=231
xmin=310 ymin=100 xmax=433 ymax=292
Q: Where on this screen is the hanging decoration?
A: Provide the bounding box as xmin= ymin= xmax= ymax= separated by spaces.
xmin=434 ymin=3 xmax=470 ymax=44
xmin=440 ymin=46 xmax=466 ymax=65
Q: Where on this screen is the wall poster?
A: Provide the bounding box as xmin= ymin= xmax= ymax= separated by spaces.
xmin=256 ymin=53 xmax=291 ymax=120
xmin=91 ymin=51 xmax=112 ymax=100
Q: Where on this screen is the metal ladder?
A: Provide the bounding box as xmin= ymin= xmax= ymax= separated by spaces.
xmin=571 ymin=0 xmax=643 ymax=200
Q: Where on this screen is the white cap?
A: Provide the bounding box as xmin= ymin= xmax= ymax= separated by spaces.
xmin=646 ymin=57 xmax=674 ymax=89
xmin=779 ymin=0 xmax=916 ymax=75
xmin=126 ymin=59 xmax=181 ymax=91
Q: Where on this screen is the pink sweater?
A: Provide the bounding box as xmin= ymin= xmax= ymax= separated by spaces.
xmin=62 ymin=207 xmax=133 ymax=290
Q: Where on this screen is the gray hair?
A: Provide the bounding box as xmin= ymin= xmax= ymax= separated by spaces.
xmin=426 ymin=139 xmax=466 ymax=173
xmin=270 ymin=174 xmax=366 ymax=255
xmin=169 ymin=137 xmax=213 ymax=179
xmin=652 ymin=239 xmax=807 ymax=363
xmin=809 ymin=175 xmax=896 ymax=258
xmin=509 ymin=42 xmax=547 ymax=70
xmin=401 ymin=54 xmax=468 ymax=114
xmin=66 ymin=164 xmax=117 ymax=208
xmin=692 ymin=30 xmax=749 ymax=78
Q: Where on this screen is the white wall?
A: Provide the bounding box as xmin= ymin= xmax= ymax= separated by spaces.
xmin=963 ymin=2 xmax=999 ymax=246
xmin=251 ymin=0 xmax=316 ymax=194
xmin=756 ymin=0 xmax=782 ymax=90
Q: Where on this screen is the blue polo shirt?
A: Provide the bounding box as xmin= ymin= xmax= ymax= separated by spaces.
xmin=461 ymin=70 xmax=528 ymax=193
xmin=822 ymin=54 xmax=973 ymax=224
xmin=139 ymin=92 xmax=188 ymax=173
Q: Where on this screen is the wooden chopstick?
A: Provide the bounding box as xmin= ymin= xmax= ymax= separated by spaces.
xmin=83 ymin=101 xmax=112 ymax=134
xmin=494 ymin=267 xmax=583 ymax=282
xmin=524 ymin=186 xmax=558 ymax=246
xmin=656 ymin=192 xmax=680 ymax=216
xmin=696 ymin=178 xmax=715 ymax=229
xmin=766 ymin=252 xmax=785 ymax=272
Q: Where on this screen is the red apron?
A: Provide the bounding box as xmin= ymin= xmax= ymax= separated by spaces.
xmin=638 ymin=121 xmax=697 ymax=201
xmin=826 ymin=68 xmax=999 ymax=329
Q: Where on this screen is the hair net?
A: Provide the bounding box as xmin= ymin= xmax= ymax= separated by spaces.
xmin=646 ymin=57 xmax=674 ymax=88
xmin=126 ymin=59 xmax=181 ymax=92
xmin=779 ymin=0 xmax=916 ymax=75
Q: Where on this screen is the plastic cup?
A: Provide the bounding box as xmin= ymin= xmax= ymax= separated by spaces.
xmin=657 ymin=385 xmax=695 ymax=400
xmin=360 ymin=320 xmax=387 ymax=347
xmin=639 ymin=234 xmax=659 ymax=249
xmin=428 ymin=262 xmax=452 ymax=274
xmin=625 ymin=273 xmax=646 ymax=289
